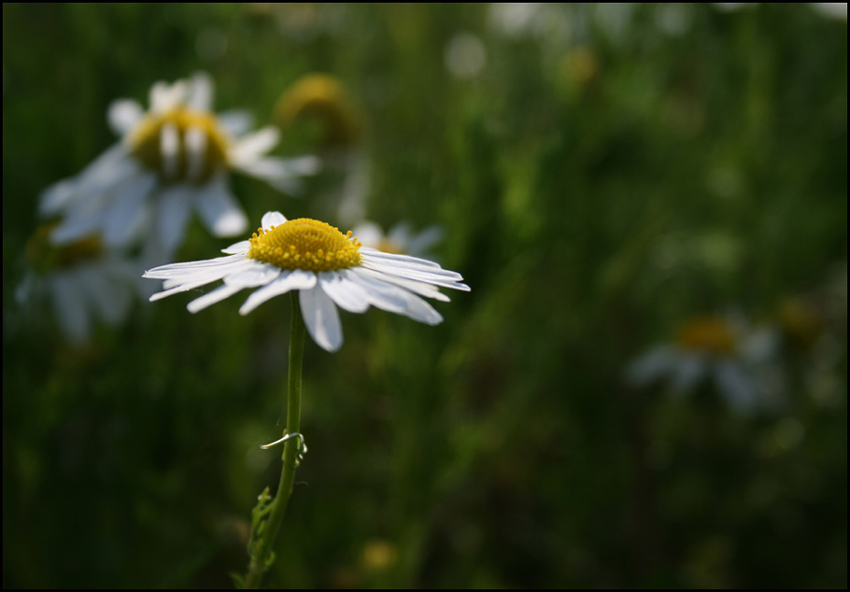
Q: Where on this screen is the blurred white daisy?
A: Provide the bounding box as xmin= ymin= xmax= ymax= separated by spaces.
xmin=40 ymin=72 xmax=320 ymax=256
xmin=351 ymin=221 xmax=444 ymax=259
xmin=625 ymin=315 xmax=780 ymax=414
xmin=17 ymin=222 xmax=137 ymax=343
xmin=143 ymin=211 xmax=469 ymax=352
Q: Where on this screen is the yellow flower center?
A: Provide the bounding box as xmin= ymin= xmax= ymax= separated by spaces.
xmin=247 ymin=218 xmax=362 ymax=271
xmin=27 ymin=222 xmax=103 ymax=272
xmin=674 ymin=317 xmax=737 ymax=355
xmin=127 ymin=107 xmax=231 ymax=184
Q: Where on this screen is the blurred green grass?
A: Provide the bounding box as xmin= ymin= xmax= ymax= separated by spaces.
xmin=3 ymin=4 xmax=846 ymax=588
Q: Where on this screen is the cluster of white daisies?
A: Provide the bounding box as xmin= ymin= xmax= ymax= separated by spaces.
xmin=27 ymin=72 xmax=468 ymax=350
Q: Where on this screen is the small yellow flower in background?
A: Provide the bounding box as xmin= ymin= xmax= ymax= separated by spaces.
xmin=40 ymin=72 xmax=320 ymax=257
xmin=360 ymin=539 xmax=397 ymax=572
xmin=143 ymin=211 xmax=469 ymax=352
xmin=273 ymin=73 xmax=362 ymax=148
xmin=17 ymin=222 xmax=137 ymax=343
xmin=352 ymin=221 xmax=444 ymax=259
xmin=625 ymin=314 xmax=781 ymax=414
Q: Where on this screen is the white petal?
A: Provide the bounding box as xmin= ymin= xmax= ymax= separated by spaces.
xmin=345 ymin=269 xmax=443 ymax=325
xmin=217 ymin=110 xmax=254 ymax=136
xmin=236 ymin=155 xmax=321 ymax=180
xmin=102 ymin=173 xmax=159 ymax=248
xmin=351 ymin=222 xmax=384 ymax=249
xmin=261 ymin=211 xmax=287 ymax=229
xmin=624 ymin=346 xmax=676 ymax=386
xmin=49 ymin=272 xmax=91 ymax=343
xmin=161 ymin=123 xmax=180 ymax=178
xmin=405 ymin=225 xmax=444 ymax=256
xmin=156 ymin=184 xmax=194 ymax=254
xmin=160 ymin=258 xmax=254 ymax=288
xmin=353 ymin=266 xmax=450 ymax=302
xmin=361 ymin=259 xmax=469 ymax=291
xmin=223 ymin=262 xmax=282 ymax=287
xmin=39 ymin=178 xmax=78 ymax=216
xmin=222 ymin=240 xmax=251 ymax=254
xmin=318 ymin=271 xmax=371 ymax=313
xmin=50 ymin=208 xmax=104 ymax=246
xmin=151 ymin=273 xmax=235 ymax=301
xmin=187 ymin=71 xmax=214 ymax=111
xmin=143 ymin=253 xmax=247 ymax=279
xmin=195 ymin=177 xmax=248 ymax=237
xmin=77 ymin=264 xmax=133 ymax=325
xmin=108 ymin=99 xmax=144 ymax=136
xmin=359 ymin=248 xmax=444 ymax=269
xmin=184 ymin=127 xmax=208 ymax=182
xmin=238 ymin=269 xmax=316 ymax=315
xmin=150 ymin=79 xmax=187 ymax=113
xmin=228 ymin=127 xmax=279 ymax=165
xmin=715 ymin=361 xmax=757 ymax=414
xmin=299 ymin=286 xmax=343 ymax=352
xmin=671 ymin=353 xmax=705 ymax=395
xmin=187 ymin=283 xmax=244 ymax=313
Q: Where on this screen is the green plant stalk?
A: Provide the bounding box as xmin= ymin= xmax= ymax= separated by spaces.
xmin=244 ymin=293 xmax=306 ymax=589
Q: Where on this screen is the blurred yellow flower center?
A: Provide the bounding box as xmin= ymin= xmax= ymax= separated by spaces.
xmin=675 ymin=317 xmax=737 ymax=355
xmin=376 ymin=239 xmax=403 ymax=255
xmin=127 ymin=107 xmax=231 ymax=183
xmin=247 ymin=218 xmax=362 ymax=271
xmin=27 ymin=222 xmax=102 ymax=272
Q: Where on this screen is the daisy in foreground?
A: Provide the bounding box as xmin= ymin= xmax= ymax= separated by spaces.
xmin=143 ymin=211 xmax=470 ymax=352
xmin=41 ymin=72 xmax=319 ymax=256
xmin=143 ymin=211 xmax=468 ymax=587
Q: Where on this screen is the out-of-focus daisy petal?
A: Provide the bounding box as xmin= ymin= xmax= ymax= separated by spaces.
xmin=196 ymin=176 xmax=248 ymax=237
xmin=217 ymin=110 xmax=254 ymax=136
xmin=156 ymin=184 xmax=194 ymax=254
xmin=228 ymin=127 xmax=280 ymax=166
xmin=300 ymin=285 xmax=343 ymax=352
xmin=670 ymin=353 xmax=705 ymax=395
xmin=48 ymin=272 xmax=91 ymax=343
xmin=715 ymin=361 xmax=757 ymax=413
xmin=108 ymin=99 xmax=144 ymax=136
xmin=103 ymin=173 xmax=158 ymax=248
xmin=184 ymin=127 xmax=208 ymax=182
xmin=161 ymin=123 xmax=180 ymax=179
xmin=624 ymin=346 xmax=676 ymax=386
xmin=187 ymin=71 xmax=214 ymax=111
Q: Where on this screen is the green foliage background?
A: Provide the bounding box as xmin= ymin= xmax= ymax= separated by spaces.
xmin=3 ymin=4 xmax=846 ymax=588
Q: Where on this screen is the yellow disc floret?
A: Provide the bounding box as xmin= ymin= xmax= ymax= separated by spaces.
xmin=675 ymin=317 xmax=737 ymax=355
xmin=247 ymin=218 xmax=362 ymax=271
xmin=127 ymin=107 xmax=231 ymax=183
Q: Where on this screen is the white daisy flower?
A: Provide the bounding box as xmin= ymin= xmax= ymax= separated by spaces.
xmin=352 ymin=221 xmax=444 ymax=259
xmin=40 ymin=72 xmax=320 ymax=256
xmin=143 ymin=211 xmax=470 ymax=352
xmin=625 ymin=315 xmax=780 ymax=414
xmin=17 ymin=223 xmax=137 ymax=343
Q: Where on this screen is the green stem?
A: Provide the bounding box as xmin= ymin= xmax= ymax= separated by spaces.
xmin=244 ymin=293 xmax=306 ymax=589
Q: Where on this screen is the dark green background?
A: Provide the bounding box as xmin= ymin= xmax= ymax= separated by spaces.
xmin=3 ymin=4 xmax=846 ymax=588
